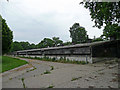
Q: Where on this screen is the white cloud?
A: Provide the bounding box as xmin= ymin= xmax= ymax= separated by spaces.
xmin=0 ymin=0 xmax=103 ymax=44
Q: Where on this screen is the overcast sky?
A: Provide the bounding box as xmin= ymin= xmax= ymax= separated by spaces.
xmin=0 ymin=0 xmax=103 ymax=44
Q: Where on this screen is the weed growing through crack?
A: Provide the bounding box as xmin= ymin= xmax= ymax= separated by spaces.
xmin=21 ymin=78 xmax=26 ymax=88
xmin=71 ymin=77 xmax=82 ymax=81
xmin=9 ymin=78 xmax=12 ymax=80
xmin=44 ymin=70 xmax=51 ymax=74
xmin=26 ymin=67 xmax=36 ymax=73
xmin=47 ymin=85 xmax=54 ymax=88
xmin=51 ymin=66 xmax=54 ymax=71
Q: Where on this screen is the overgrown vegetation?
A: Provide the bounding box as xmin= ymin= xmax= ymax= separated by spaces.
xmin=1 ymin=56 xmax=28 ymax=73
xmin=26 ymin=66 xmax=36 ymax=73
xmin=1 ymin=15 xmax=13 ymax=55
xmin=21 ymin=78 xmax=26 ymax=88
xmin=19 ymin=56 xmax=88 ymax=65
xmin=0 ymin=56 xmax=2 ymax=73
xmin=50 ymin=66 xmax=54 ymax=71
xmin=80 ymin=2 xmax=120 ymax=40
xmin=10 ymin=37 xmax=69 ymax=52
xmin=71 ymin=77 xmax=82 ymax=81
xmin=69 ymin=23 xmax=88 ymax=44
xmin=47 ymin=85 xmax=54 ymax=88
xmin=92 ymin=37 xmax=103 ymax=42
xmin=44 ymin=70 xmax=51 ymax=74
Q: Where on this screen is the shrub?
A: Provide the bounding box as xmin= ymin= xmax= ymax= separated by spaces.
xmin=52 ymin=57 xmax=56 ymax=61
xmin=81 ymin=61 xmax=86 ymax=65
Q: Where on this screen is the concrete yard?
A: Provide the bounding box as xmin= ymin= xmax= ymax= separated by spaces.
xmin=1 ymin=57 xmax=119 ymax=88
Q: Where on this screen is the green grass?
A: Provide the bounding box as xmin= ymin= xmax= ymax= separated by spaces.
xmin=0 ymin=56 xmax=2 ymax=73
xmin=1 ymin=56 xmax=28 ymax=73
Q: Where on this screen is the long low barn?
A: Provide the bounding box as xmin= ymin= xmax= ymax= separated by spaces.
xmin=13 ymin=40 xmax=120 ymax=63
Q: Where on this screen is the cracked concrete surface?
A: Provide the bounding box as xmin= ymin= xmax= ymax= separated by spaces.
xmin=2 ymin=57 xmax=119 ymax=88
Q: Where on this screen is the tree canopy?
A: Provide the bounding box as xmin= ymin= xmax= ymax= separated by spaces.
xmin=10 ymin=41 xmax=23 ymax=52
xmin=52 ymin=37 xmax=63 ymax=46
xmin=80 ymin=2 xmax=120 ymax=40
xmin=10 ymin=41 xmax=38 ymax=52
xmin=1 ymin=15 xmax=13 ymax=54
xmin=37 ymin=38 xmax=54 ymax=48
xmin=103 ymin=24 xmax=120 ymax=40
xmin=69 ymin=23 xmax=88 ymax=44
xmin=80 ymin=2 xmax=120 ymax=28
xmin=10 ymin=37 xmax=72 ymax=52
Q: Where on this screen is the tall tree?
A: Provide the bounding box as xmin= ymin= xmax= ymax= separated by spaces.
xmin=80 ymin=2 xmax=120 ymax=40
xmin=80 ymin=2 xmax=120 ymax=28
xmin=29 ymin=43 xmax=37 ymax=49
xmin=10 ymin=41 xmax=23 ymax=52
xmin=63 ymin=41 xmax=72 ymax=46
xmin=20 ymin=42 xmax=30 ymax=50
xmin=69 ymin=23 xmax=88 ymax=44
xmin=103 ymin=24 xmax=120 ymax=40
xmin=37 ymin=38 xmax=54 ymax=48
xmin=0 ymin=16 xmax=2 ymax=55
xmin=52 ymin=37 xmax=63 ymax=46
xmin=1 ymin=15 xmax=13 ymax=54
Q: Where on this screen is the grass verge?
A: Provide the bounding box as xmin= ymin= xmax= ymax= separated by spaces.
xmin=1 ymin=56 xmax=28 ymax=73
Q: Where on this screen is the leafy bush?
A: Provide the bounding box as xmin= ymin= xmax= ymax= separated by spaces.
xmin=92 ymin=37 xmax=103 ymax=42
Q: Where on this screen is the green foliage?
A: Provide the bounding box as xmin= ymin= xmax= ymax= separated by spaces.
xmin=63 ymin=42 xmax=72 ymax=46
xmin=29 ymin=43 xmax=36 ymax=49
xmin=80 ymin=2 xmax=120 ymax=29
xmin=10 ymin=41 xmax=37 ymax=52
xmin=19 ymin=56 xmax=88 ymax=65
xmin=103 ymin=24 xmax=120 ymax=40
xmin=37 ymin=38 xmax=54 ymax=48
xmin=21 ymin=78 xmax=26 ymax=88
xmin=10 ymin=37 xmax=66 ymax=52
xmin=52 ymin=37 xmax=63 ymax=46
xmin=69 ymin=23 xmax=88 ymax=44
xmin=52 ymin=57 xmax=56 ymax=61
xmin=71 ymin=77 xmax=82 ymax=81
xmin=37 ymin=37 xmax=63 ymax=48
xmin=10 ymin=41 xmax=23 ymax=52
xmin=92 ymin=37 xmax=103 ymax=42
xmin=80 ymin=2 xmax=120 ymax=40
xmin=47 ymin=85 xmax=54 ymax=88
xmin=51 ymin=66 xmax=54 ymax=70
xmin=44 ymin=70 xmax=51 ymax=74
xmin=20 ymin=42 xmax=30 ymax=50
xmin=1 ymin=15 xmax=13 ymax=54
